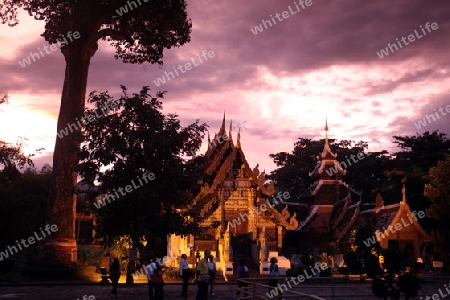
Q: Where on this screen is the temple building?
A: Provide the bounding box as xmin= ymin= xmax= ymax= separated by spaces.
xmin=352 ymin=191 xmax=433 ymax=260
xmin=167 ymin=118 xmax=434 ymax=274
xmin=280 ymin=120 xmax=364 ymax=252
xmin=167 ymin=116 xmax=298 ymax=275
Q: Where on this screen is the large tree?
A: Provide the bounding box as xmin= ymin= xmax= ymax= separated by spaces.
xmin=386 ymin=131 xmax=450 ymax=213
xmin=77 ymin=86 xmax=208 ymax=257
xmin=0 ymin=0 xmax=192 ymax=239
xmin=425 ymin=154 xmax=450 ymax=251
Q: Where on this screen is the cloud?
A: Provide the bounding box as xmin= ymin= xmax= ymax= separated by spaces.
xmin=0 ymin=0 xmax=449 ymax=172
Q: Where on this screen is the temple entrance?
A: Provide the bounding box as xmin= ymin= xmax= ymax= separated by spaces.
xmin=231 ymin=233 xmax=259 ymax=275
xmin=231 ymin=233 xmax=252 ymax=257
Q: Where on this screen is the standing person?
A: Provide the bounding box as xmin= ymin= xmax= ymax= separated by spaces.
xmin=180 ymin=254 xmax=191 ymax=299
xmin=146 ymin=259 xmax=157 ymax=300
xmin=195 ymin=250 xmax=210 ymax=300
xmin=208 ymin=255 xmax=217 ymax=297
xmin=236 ymin=259 xmax=249 ymax=298
xmin=268 ymin=257 xmax=280 ymax=296
xmin=399 ymin=270 xmax=420 ymax=300
xmin=152 ymin=264 xmax=164 ymax=300
xmin=109 ymin=258 xmax=121 ymax=295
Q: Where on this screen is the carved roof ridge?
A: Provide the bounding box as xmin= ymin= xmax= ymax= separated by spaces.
xmin=336 ymin=201 xmax=361 ymax=241
xmin=188 ymin=147 xmax=239 ymax=212
xmin=331 ymin=189 xmax=352 ymax=230
xmin=262 ymin=201 xmax=299 ymax=230
xmin=295 ymin=205 xmax=319 ymax=231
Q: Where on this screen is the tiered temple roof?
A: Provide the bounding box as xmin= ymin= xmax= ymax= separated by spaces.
xmin=189 ymin=119 xmax=364 ymax=240
xmin=190 ymin=118 xmax=431 ymax=251
xmin=280 ymin=122 xmax=362 ymax=240
xmin=188 ymin=114 xmax=275 ymax=221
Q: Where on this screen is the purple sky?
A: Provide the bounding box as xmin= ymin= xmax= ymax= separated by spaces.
xmin=1 ymin=0 xmax=449 ymax=172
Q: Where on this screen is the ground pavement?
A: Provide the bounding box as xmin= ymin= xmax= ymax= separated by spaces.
xmin=1 ymin=281 xmax=450 ymax=300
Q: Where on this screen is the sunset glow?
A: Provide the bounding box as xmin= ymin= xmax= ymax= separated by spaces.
xmin=1 ymin=0 xmax=449 ymax=172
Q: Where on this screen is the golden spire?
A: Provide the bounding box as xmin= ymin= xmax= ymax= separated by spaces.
xmin=236 ymin=127 xmax=241 ymax=148
xmin=220 ymin=111 xmax=226 ymax=133
xmin=320 ymin=117 xmax=337 ymax=159
xmin=324 ymin=118 xmax=330 ymax=150
xmin=229 ymin=120 xmax=233 ymax=141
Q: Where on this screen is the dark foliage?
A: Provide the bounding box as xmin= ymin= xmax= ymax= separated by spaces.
xmin=77 ymin=86 xmax=209 ymax=257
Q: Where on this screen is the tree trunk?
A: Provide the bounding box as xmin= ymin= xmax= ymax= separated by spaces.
xmin=49 ymin=41 xmax=97 ymax=242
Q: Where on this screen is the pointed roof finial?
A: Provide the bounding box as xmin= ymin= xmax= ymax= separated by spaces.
xmin=324 ymin=117 xmax=330 ymax=149
xmin=320 ymin=118 xmax=337 ymax=159
xmin=229 ymin=120 xmax=233 ymax=141
xmin=236 ymin=127 xmax=241 ymax=148
xmin=220 ymin=111 xmax=226 ymax=132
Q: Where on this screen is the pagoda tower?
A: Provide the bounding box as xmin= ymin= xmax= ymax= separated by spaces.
xmin=308 ymin=120 xmax=347 ymax=205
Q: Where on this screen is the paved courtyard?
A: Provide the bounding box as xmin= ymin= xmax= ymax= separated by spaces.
xmin=0 ymin=281 xmax=448 ymax=300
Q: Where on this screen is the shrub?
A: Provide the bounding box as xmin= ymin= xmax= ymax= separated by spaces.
xmin=21 ymin=265 xmax=77 ymax=278
xmin=337 ymin=267 xmax=349 ymax=275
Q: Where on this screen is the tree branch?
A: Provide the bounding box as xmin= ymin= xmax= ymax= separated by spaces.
xmin=94 ymin=28 xmax=130 ymax=43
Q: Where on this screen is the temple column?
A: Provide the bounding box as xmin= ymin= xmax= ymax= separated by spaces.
xmin=277 ymin=226 xmax=283 ymax=252
xmin=248 ymin=188 xmax=257 ymax=240
xmin=219 ymin=188 xmax=225 ymax=234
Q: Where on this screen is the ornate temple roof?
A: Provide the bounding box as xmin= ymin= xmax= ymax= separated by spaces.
xmin=309 ymin=120 xmax=346 ymax=177
xmin=340 ymin=186 xmax=432 ymax=243
xmin=188 ymin=115 xmax=275 ymax=220
xmin=189 ymin=119 xmax=364 ymax=238
xmin=279 ymin=121 xmax=363 ymax=239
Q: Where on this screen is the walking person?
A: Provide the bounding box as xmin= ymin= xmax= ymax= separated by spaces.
xmin=195 ymin=250 xmax=210 ymax=300
xmin=268 ymin=257 xmax=281 ymax=297
xmin=146 ymin=259 xmax=157 ymax=300
xmin=236 ymin=258 xmax=249 ymax=298
xmin=109 ymin=258 xmax=121 ymax=296
xmin=208 ymin=255 xmax=217 ymax=297
xmin=180 ymin=254 xmax=191 ymax=299
xmin=152 ymin=264 xmax=164 ymax=300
